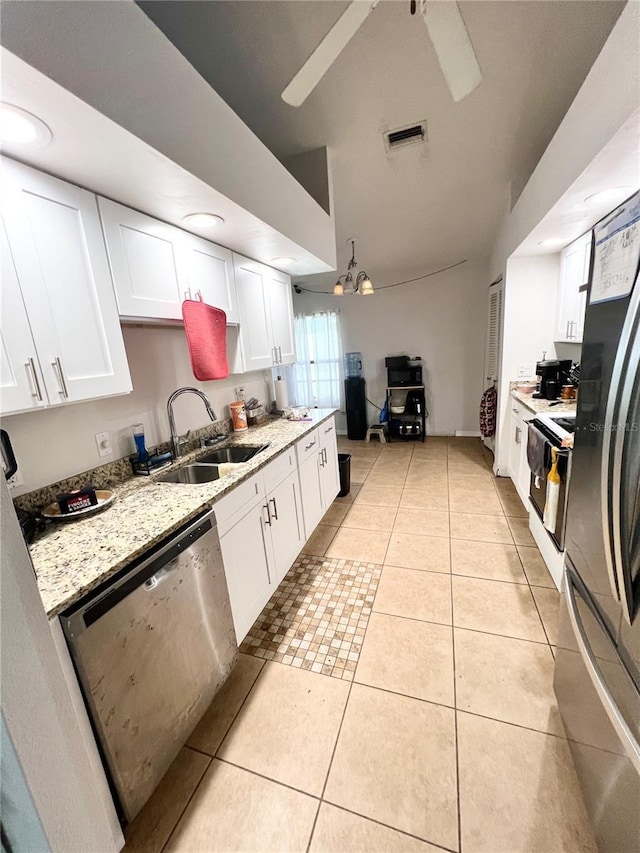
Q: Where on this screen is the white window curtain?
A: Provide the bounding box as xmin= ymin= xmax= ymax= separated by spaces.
xmin=287 ymin=311 xmax=343 ymax=409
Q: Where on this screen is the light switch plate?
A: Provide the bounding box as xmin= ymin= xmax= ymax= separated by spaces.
xmin=95 ymin=431 xmax=112 ymax=458
xmin=518 ymin=363 xmax=534 ymax=378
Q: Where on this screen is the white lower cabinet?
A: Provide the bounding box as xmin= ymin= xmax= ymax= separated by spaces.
xmin=319 ymin=418 xmax=340 ymax=506
xmin=217 ymin=452 xmax=305 ymax=643
xmin=267 ymin=470 xmax=305 ymax=584
xmin=509 ymin=400 xmax=531 ymax=506
xmin=219 ymin=498 xmax=274 ymax=644
xmin=298 ymin=452 xmax=325 ymax=539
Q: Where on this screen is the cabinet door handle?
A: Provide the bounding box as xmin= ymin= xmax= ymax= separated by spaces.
xmin=319 ymin=449 xmax=325 ymax=468
xmin=52 ymin=356 xmax=69 ymax=398
xmin=512 ymin=407 xmax=520 ymax=414
xmin=269 ymin=497 xmax=278 ymax=521
xmin=272 ymin=347 xmax=277 ymax=365
xmin=184 ymin=288 xmax=192 ymax=301
xmin=277 ymin=346 xmax=282 ymax=363
xmin=25 ymin=357 xmax=43 ymax=402
xmin=262 ymin=504 xmax=272 ymax=526
xmin=324 ymin=424 xmax=333 ymax=434
xmin=196 ymin=289 xmax=202 ymax=301
xmin=515 ymin=426 xmax=521 ymax=445
xmin=304 ymin=439 xmax=316 ymax=451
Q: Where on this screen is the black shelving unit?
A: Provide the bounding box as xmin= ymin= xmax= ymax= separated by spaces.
xmin=386 ymin=385 xmax=426 ymax=442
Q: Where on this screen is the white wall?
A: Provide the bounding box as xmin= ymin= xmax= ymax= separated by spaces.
xmin=490 ymin=0 xmax=640 ymax=278
xmin=293 ymin=259 xmax=488 ymax=436
xmin=4 ymin=325 xmax=269 ymax=497
xmin=0 ymin=475 xmax=123 ymax=852
xmin=0 ymin=1 xmax=336 ymax=270
xmin=495 ymin=254 xmax=582 ymax=473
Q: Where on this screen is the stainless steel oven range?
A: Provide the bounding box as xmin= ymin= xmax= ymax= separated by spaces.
xmin=528 ymin=412 xmax=575 ymax=551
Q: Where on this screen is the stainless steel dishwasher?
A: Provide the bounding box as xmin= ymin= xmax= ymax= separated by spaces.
xmin=62 ymin=507 xmax=237 ymax=822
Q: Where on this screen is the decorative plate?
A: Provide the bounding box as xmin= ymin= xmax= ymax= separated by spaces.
xmin=41 ymin=489 xmax=116 ymax=521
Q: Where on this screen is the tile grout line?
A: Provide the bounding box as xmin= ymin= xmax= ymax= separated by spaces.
xmin=320 ymin=799 xmax=460 ymax=853
xmin=447 ymin=445 xmax=463 ymax=853
xmin=157 ymin=752 xmax=212 ymax=853
xmin=306 ymin=678 xmax=356 ymax=852
xmin=157 ymin=658 xmax=270 ymax=853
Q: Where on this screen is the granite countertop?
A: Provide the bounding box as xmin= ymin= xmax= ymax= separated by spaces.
xmin=511 ymin=388 xmax=577 ymax=415
xmin=32 ymin=409 xmax=336 ymax=619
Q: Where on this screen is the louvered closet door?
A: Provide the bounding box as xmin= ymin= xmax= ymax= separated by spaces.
xmin=484 ymin=280 xmax=503 ymax=386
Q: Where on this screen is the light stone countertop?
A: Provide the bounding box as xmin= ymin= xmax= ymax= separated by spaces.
xmin=511 ymin=389 xmax=577 ymax=416
xmin=33 ymin=409 xmax=336 ymax=619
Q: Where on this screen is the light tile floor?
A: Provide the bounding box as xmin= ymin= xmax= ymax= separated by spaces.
xmin=125 ymin=437 xmax=594 ymax=853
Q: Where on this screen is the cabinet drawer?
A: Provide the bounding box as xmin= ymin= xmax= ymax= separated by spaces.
xmin=319 ymin=417 xmax=336 ymax=444
xmin=263 ymin=448 xmax=297 ymax=494
xmin=214 ymin=472 xmax=264 ymax=537
xmin=296 ymin=429 xmax=320 ymax=465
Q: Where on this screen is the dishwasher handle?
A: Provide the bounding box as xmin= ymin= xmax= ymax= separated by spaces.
xmin=64 ymin=508 xmax=216 ymax=636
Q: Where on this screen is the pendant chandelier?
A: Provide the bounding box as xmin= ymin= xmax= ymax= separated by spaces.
xmin=333 ymin=239 xmax=374 ymax=296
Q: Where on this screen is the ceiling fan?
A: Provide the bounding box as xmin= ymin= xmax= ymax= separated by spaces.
xmin=281 ymin=0 xmax=482 ymax=107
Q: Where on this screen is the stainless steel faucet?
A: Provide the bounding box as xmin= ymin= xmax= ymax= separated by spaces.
xmin=167 ymin=387 xmax=217 ymax=459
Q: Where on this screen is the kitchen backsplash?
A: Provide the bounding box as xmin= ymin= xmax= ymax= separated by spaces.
xmin=2 ymin=325 xmax=270 ymax=497
xmin=13 ymin=420 xmax=232 ymax=515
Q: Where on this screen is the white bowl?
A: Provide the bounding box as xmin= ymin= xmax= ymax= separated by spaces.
xmin=390 ymin=406 xmax=405 ymax=415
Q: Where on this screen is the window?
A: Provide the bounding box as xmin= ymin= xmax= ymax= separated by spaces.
xmin=287 ymin=311 xmax=342 ymax=408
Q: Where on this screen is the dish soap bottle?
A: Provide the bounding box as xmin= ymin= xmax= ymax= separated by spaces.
xmin=543 ymin=447 xmax=560 ymax=533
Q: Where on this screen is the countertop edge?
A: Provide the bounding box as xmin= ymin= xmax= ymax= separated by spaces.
xmin=37 ymin=410 xmax=337 ymax=620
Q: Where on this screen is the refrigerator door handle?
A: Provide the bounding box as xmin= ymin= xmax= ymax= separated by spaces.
xmin=565 ymin=573 xmax=640 ymax=774
xmin=599 ymin=283 xmax=640 ymax=606
xmin=611 ymin=283 xmax=640 ymax=625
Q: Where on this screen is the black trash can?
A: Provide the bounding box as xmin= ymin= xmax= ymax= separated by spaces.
xmin=338 ymin=453 xmax=351 ymax=497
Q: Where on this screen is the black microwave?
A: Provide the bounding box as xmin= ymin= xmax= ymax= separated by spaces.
xmin=385 ymin=356 xmax=422 ymax=387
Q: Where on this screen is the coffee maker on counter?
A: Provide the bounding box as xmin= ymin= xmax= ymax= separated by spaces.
xmin=533 ymin=356 xmax=573 ymax=400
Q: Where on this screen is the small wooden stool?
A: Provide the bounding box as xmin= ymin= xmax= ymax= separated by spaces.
xmin=366 ymin=424 xmax=387 ymax=443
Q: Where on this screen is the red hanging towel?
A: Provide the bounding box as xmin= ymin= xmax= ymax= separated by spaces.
xmin=479 ymin=386 xmax=497 ymax=437
xmin=181 ymin=297 xmax=229 ymax=381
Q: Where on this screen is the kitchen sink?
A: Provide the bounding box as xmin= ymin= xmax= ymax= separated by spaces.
xmin=196 ymin=444 xmax=269 ymax=465
xmin=157 ymin=464 xmax=222 ymax=485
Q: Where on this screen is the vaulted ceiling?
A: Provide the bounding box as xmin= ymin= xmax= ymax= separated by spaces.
xmin=140 ymin=0 xmax=623 ymax=286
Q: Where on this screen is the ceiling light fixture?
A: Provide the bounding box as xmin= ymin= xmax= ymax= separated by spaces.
xmin=536 ymin=237 xmax=567 ymax=249
xmin=0 ymin=103 xmax=52 ymax=147
xmin=182 ymin=213 xmax=225 ymax=228
xmin=583 ymin=186 xmax=633 ymax=206
xmin=333 ymin=239 xmax=375 ymax=296
xmin=271 ymin=256 xmax=296 ymax=265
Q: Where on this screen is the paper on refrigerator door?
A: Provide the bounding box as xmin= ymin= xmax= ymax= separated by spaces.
xmin=590 ymin=191 xmax=640 ymax=304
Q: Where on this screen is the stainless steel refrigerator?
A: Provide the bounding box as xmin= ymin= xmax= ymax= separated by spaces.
xmin=554 ymin=191 xmax=640 ymax=852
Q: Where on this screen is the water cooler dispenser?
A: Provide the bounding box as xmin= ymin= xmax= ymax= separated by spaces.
xmin=344 ymin=352 xmax=367 ymax=440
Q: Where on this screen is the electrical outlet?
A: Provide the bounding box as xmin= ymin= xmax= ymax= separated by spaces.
xmin=518 ymin=363 xmax=534 ymax=378
xmin=7 ymin=469 xmax=23 ymax=490
xmin=95 ymin=431 xmax=112 ymax=458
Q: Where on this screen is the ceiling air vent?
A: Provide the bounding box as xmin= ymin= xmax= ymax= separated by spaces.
xmin=384 ymin=121 xmax=427 ymax=153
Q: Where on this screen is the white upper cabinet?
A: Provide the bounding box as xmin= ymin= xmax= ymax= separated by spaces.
xmin=234 ymin=254 xmax=296 ymax=371
xmin=265 ymin=267 xmax=296 ymax=365
xmin=555 ymin=232 xmax=591 ymax=344
xmin=98 ymin=198 xmax=186 ymax=321
xmin=99 ymin=198 xmax=239 ymax=325
xmin=0 ymin=221 xmax=47 ymax=415
xmin=1 ymin=159 xmax=131 ymax=410
xmin=182 ymin=233 xmax=238 ymax=323
xmin=234 ymin=254 xmax=277 ymax=371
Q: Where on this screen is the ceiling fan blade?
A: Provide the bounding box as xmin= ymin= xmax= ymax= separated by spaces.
xmin=421 ymin=1 xmax=482 ymax=102
xmin=282 ymin=0 xmax=377 ymax=107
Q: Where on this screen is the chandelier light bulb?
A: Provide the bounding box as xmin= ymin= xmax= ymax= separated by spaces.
xmin=333 ymin=281 xmax=344 ymax=296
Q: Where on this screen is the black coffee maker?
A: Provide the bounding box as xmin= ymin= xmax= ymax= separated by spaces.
xmin=533 ymin=358 xmax=572 ymax=400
